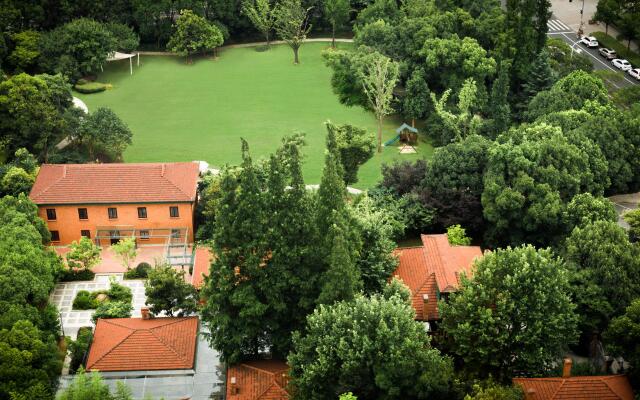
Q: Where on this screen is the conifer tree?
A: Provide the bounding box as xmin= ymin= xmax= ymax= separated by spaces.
xmin=489 ymin=60 xmax=512 ymax=137
xmin=202 ymin=139 xmax=270 ymax=363
xmin=522 ymin=49 xmax=556 ymax=102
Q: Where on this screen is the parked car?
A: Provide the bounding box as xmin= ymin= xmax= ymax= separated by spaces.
xmin=599 ymin=48 xmax=617 ymax=60
xmin=579 ymin=36 xmax=599 ymax=48
xmin=612 ymin=59 xmax=633 ymax=71
xmin=628 ymin=68 xmax=640 ymax=80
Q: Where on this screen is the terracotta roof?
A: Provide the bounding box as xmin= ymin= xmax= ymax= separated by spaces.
xmin=513 ymin=375 xmax=634 ymax=400
xmin=30 ymin=163 xmax=199 ymax=205
xmin=86 ymin=317 xmax=199 ymax=372
xmin=227 ymin=360 xmax=289 ymax=400
xmin=393 ymin=234 xmax=482 ymax=321
xmin=191 ymin=247 xmax=213 ymax=288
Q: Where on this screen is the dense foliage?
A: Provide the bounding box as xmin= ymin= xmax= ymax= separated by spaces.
xmin=289 ymin=285 xmax=453 ymax=399
xmin=144 ymin=264 xmax=199 ymax=317
xmin=202 ymin=134 xmax=401 ymax=363
xmin=441 ymin=246 xmax=578 ymax=381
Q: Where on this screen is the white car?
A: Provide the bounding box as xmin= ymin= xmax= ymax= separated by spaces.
xmin=629 ymin=68 xmax=640 ymax=80
xmin=612 ymin=59 xmax=633 ymax=71
xmin=579 ymin=36 xmax=599 ymax=48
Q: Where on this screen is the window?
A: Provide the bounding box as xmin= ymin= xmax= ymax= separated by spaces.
xmin=78 ymin=208 xmax=88 ymax=220
xmin=46 ymin=208 xmax=57 ymax=220
xmin=140 ymin=230 xmax=150 ymax=240
xmin=50 ymin=230 xmax=60 ymax=242
xmin=81 ymin=230 xmax=91 ymax=238
xmin=137 ymin=207 xmax=147 ymax=219
xmin=108 ymin=207 xmax=118 ymax=219
xmin=171 ymin=229 xmax=180 ymax=239
xmin=169 ymin=206 xmax=179 ymax=218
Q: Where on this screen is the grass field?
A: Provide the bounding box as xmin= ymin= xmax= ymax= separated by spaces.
xmin=77 ymin=42 xmax=433 ymax=188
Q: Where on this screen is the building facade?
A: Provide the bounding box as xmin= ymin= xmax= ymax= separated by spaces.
xmin=29 ymin=162 xmax=200 ymax=246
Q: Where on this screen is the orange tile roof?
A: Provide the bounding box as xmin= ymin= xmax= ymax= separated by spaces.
xmin=393 ymin=234 xmax=482 ymax=321
xmin=513 ymin=375 xmax=634 ymax=400
xmin=227 ymin=360 xmax=289 ymax=400
xmin=191 ymin=247 xmax=213 ymax=288
xmin=86 ymin=317 xmax=199 ymax=372
xmin=30 ymin=162 xmax=199 ymax=205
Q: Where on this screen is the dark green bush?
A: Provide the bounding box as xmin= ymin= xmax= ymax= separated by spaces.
xmin=107 ymin=281 xmax=132 ymax=303
xmin=72 ymin=291 xmax=99 ymax=310
xmin=92 ymin=301 xmax=132 ymax=323
xmin=60 ymin=269 xmax=95 ymax=282
xmin=73 ymin=81 xmax=108 ymax=94
xmin=76 ymin=78 xmax=89 ymax=85
xmin=68 ymin=327 xmax=93 ymax=373
xmin=124 ymin=262 xmax=152 ymax=279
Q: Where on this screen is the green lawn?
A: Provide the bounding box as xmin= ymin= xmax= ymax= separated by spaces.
xmin=78 ymin=42 xmax=433 ymax=188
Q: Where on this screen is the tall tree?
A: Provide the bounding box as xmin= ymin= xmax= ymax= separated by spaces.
xmin=403 ymin=68 xmax=430 ymax=127
xmin=616 ymin=12 xmax=639 ymax=50
xmin=273 ymin=0 xmax=312 ymax=64
xmin=201 ymin=139 xmax=270 ymax=362
xmin=324 ymin=0 xmax=351 ymax=48
xmin=242 ymin=0 xmax=276 ymax=48
xmin=325 ymin=122 xmax=375 ymax=185
xmin=441 ymin=246 xmax=578 ymax=381
xmin=604 ymin=299 xmax=640 ymax=388
xmin=359 ymin=51 xmax=399 ymax=152
xmin=76 ymin=107 xmax=133 ymax=162
xmin=482 ymin=123 xmax=609 ymax=247
xmin=521 ymin=49 xmax=556 ymax=103
xmin=0 ymin=73 xmax=68 ymax=162
xmin=39 ymin=18 xmax=117 ymax=80
xmin=145 ymin=265 xmax=199 ymax=317
xmin=562 ymin=221 xmax=640 ymax=348
xmin=593 ymin=0 xmax=620 ymax=35
xmin=489 ymin=59 xmax=512 ymax=137
xmin=167 ymin=9 xmax=224 ymax=63
xmin=289 ymin=288 xmax=453 ymax=399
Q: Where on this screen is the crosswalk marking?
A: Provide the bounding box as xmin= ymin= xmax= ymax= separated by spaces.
xmin=547 ymin=19 xmax=571 ymax=32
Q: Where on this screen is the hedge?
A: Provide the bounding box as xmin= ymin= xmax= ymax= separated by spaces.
xmin=591 ymin=32 xmax=640 ymax=67
xmin=60 ymin=269 xmax=95 ymax=282
xmin=73 ymin=81 xmax=109 ymax=94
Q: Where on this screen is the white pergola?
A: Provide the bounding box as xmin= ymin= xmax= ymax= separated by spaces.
xmin=106 ymin=51 xmax=139 ymax=75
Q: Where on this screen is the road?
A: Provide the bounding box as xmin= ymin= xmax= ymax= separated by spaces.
xmin=546 ymin=16 xmax=639 ymax=88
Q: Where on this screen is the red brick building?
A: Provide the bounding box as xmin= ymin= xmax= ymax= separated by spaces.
xmin=29 ymin=162 xmax=200 ymax=246
xmin=393 ymin=234 xmax=483 ymax=321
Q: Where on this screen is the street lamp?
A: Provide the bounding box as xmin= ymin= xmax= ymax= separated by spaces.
xmin=569 ymin=39 xmax=583 ymax=60
xmin=569 ymin=0 xmax=586 ymax=37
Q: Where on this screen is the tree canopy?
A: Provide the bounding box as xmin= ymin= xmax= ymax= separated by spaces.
xmin=289 ymin=287 xmax=453 ymax=399
xmin=441 ymin=245 xmax=578 ymax=381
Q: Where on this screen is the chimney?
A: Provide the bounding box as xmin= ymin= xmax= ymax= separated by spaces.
xmin=562 ymin=358 xmax=573 ymax=378
xmin=525 ymin=388 xmax=536 ymax=400
xmin=422 ymin=294 xmax=429 ymax=321
xmin=141 ymin=307 xmax=151 ymax=320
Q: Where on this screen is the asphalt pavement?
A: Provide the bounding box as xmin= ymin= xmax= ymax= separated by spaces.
xmin=547 ymin=16 xmax=640 ymax=88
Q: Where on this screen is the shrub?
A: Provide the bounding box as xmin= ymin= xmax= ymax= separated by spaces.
xmin=107 ymin=280 xmax=132 ymax=303
xmin=72 ymin=291 xmax=99 ymax=310
xmin=92 ymin=301 xmax=132 ymax=323
xmin=73 ymin=82 xmax=108 ymax=94
xmin=123 ymin=262 xmax=151 ymax=279
xmin=59 ymin=269 xmax=96 ymax=282
xmin=67 ymin=327 xmax=93 ymax=373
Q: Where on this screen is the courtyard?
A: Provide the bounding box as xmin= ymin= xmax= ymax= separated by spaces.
xmin=77 ymin=42 xmax=433 ymax=188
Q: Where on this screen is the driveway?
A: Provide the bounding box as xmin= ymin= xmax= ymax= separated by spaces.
xmin=50 ymin=274 xmax=147 ymax=339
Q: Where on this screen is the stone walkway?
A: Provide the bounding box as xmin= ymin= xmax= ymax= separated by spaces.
xmin=50 ymin=274 xmax=147 ymax=339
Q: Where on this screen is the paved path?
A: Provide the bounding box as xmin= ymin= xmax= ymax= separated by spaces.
xmin=50 ymin=274 xmax=147 ymax=339
xmin=138 ymin=38 xmax=354 ymax=56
